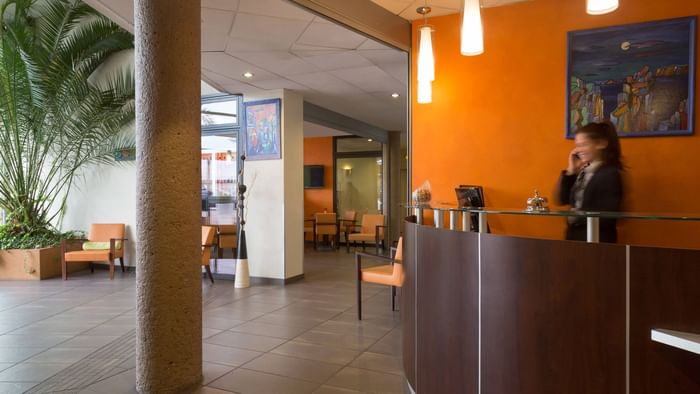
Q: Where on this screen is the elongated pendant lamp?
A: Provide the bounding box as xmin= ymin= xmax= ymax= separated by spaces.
xmin=461 ymin=0 xmax=484 ymax=56
xmin=416 ymin=6 xmax=434 ymax=104
xmin=586 ymin=0 xmax=619 ymax=15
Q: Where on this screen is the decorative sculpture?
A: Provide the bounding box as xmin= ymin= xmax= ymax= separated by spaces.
xmin=235 ymin=155 xmax=250 ymax=288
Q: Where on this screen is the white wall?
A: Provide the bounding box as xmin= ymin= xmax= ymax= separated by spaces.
xmin=243 ymin=89 xmax=304 ymax=280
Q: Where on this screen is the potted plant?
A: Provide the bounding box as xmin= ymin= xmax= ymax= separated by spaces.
xmin=0 ymin=0 xmax=134 ymax=279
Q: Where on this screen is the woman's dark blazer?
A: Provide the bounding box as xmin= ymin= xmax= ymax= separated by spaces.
xmin=558 ymin=165 xmax=623 ymax=243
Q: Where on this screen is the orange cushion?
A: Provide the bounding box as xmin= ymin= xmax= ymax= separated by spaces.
xmin=88 ymin=224 xmax=125 ymax=242
xmin=218 ymin=234 xmax=237 ymax=248
xmin=361 ymin=265 xmax=401 ymax=286
xmin=348 ymin=233 xmax=382 ymax=242
xmin=64 ymin=249 xmax=122 ymax=262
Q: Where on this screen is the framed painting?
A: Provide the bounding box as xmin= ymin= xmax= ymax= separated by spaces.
xmin=243 ymin=98 xmax=281 ymax=160
xmin=567 ymin=17 xmax=696 ymax=138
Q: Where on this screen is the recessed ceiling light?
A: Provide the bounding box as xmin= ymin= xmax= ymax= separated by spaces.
xmin=243 ymin=72 xmax=254 ymax=78
xmin=367 ymin=139 xmax=373 ymax=142
xmin=391 ymin=93 xmax=400 ymax=98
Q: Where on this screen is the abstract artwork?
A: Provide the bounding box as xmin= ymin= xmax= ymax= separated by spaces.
xmin=244 ymin=99 xmax=281 ymax=160
xmin=567 ymin=17 xmax=696 ymax=137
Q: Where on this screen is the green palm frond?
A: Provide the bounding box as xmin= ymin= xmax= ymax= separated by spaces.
xmin=0 ymin=0 xmax=135 ymax=235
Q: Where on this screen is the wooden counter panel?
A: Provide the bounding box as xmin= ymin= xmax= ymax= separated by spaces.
xmin=415 ymin=226 xmax=479 ymax=394
xmin=630 ymin=246 xmax=700 ymax=394
xmin=480 ymin=236 xmax=626 ymax=394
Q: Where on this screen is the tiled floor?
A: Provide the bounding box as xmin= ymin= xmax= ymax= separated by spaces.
xmin=0 ymin=249 xmax=404 ymax=393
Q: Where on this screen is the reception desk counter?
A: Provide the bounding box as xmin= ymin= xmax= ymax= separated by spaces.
xmin=401 ymin=208 xmax=700 ymax=394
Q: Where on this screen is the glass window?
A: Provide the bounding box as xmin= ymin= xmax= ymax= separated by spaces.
xmin=201 ymin=94 xmax=240 ymax=130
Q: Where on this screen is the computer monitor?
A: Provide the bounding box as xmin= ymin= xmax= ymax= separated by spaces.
xmin=455 ymin=185 xmax=487 ymax=231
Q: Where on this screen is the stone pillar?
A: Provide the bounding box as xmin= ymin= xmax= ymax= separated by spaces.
xmin=134 ymin=1 xmax=201 ymax=393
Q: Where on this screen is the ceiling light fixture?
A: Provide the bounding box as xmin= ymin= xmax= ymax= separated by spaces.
xmin=242 ymin=72 xmax=254 ymax=78
xmin=586 ymin=0 xmax=619 ymax=15
xmin=391 ymin=93 xmax=400 ymax=98
xmin=461 ymin=0 xmax=484 ymax=56
xmin=367 ymin=139 xmax=373 ymax=142
xmin=416 ymin=4 xmax=434 ymax=104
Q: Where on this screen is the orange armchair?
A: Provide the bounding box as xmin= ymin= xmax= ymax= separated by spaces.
xmin=216 ymin=224 xmax=237 ymax=259
xmin=61 ymin=223 xmax=127 ymax=280
xmin=202 ymin=226 xmax=216 ymax=283
xmin=314 ymin=212 xmax=339 ymax=250
xmin=355 ymin=237 xmax=403 ymax=320
xmin=346 ymin=213 xmax=386 ymax=254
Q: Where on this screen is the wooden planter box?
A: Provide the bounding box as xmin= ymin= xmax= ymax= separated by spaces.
xmin=0 ymin=247 xmax=87 ymax=280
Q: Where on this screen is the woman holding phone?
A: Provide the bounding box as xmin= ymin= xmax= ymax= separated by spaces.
xmin=558 ymin=121 xmax=624 ymax=242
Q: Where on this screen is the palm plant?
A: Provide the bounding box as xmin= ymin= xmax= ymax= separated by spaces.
xmin=0 ymin=0 xmax=134 ymax=244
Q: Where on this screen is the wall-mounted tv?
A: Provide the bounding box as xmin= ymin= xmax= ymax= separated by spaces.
xmin=304 ymin=165 xmax=325 ymax=189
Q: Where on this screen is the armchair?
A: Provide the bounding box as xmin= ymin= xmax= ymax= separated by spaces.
xmin=216 ymin=224 xmax=237 ymax=259
xmin=303 ymin=218 xmax=316 ymax=248
xmin=337 ymin=210 xmax=357 ymax=245
xmin=355 ymin=237 xmax=404 ymax=320
xmin=314 ymin=212 xmax=338 ymax=250
xmin=61 ymin=223 xmax=127 ymax=280
xmin=202 ymin=226 xmax=216 ymax=283
xmin=346 ymin=213 xmax=386 ymax=254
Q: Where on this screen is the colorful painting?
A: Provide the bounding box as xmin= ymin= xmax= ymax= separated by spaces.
xmin=114 ymin=148 xmax=135 ymax=161
xmin=567 ymin=17 xmax=696 ymax=137
xmin=244 ymin=99 xmax=281 ymax=160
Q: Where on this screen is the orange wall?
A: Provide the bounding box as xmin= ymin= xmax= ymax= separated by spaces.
xmin=412 ymin=0 xmax=700 ymax=249
xmin=304 ymin=137 xmax=334 ymax=217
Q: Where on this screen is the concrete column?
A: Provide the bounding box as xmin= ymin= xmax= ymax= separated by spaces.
xmin=134 ymin=1 xmax=201 ymax=393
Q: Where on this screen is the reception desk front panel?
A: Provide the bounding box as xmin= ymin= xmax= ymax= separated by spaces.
xmin=402 ymin=220 xmax=700 ymax=394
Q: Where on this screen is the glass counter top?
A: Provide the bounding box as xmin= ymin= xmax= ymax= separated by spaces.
xmin=405 ymin=203 xmax=700 ymax=221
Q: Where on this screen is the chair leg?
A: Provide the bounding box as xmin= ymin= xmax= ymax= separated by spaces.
xmin=205 ymin=265 xmax=214 ymax=283
xmin=119 ymin=257 xmax=125 ymax=272
xmin=356 ymin=256 xmax=362 ymax=320
xmin=62 ymin=258 xmax=67 ymax=280
xmin=362 ymin=241 xmax=365 ymax=251
xmin=376 ymin=242 xmax=379 ymax=255
xmin=109 ymin=260 xmax=115 ymax=280
xmin=391 ymin=286 xmax=396 ymax=311
xmin=90 ymin=262 xmax=94 ymax=273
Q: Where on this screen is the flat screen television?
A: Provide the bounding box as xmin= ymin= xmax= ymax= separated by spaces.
xmin=304 ymin=165 xmax=325 ymax=188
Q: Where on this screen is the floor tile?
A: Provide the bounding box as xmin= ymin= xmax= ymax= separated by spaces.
xmin=56 ymin=335 xmax=119 ymax=348
xmin=203 ymin=317 xmax=247 ymax=330
xmin=203 ymin=362 xmax=236 ymax=385
xmin=209 ymin=368 xmax=319 ymax=394
xmin=324 ymin=367 xmax=404 ymax=393
xmin=205 ymin=331 xmax=286 ymax=352
xmin=0 ymin=363 xmax=69 ymax=382
xmin=294 ymin=330 xmax=377 ymax=351
xmin=203 ymin=328 xmax=224 ymax=339
xmin=312 ymin=320 xmax=391 ymax=339
xmin=0 ymin=347 xmax=46 ymax=363
xmin=271 ymin=341 xmax=359 ymax=365
xmin=312 ymin=386 xmax=361 ymax=394
xmin=230 ymin=322 xmax=310 ymax=340
xmin=0 ymin=382 xmax=38 ymax=394
xmin=242 ymin=353 xmax=342 ymax=383
xmin=350 ymin=351 xmax=403 ymax=375
xmin=79 ymin=368 xmax=137 ymax=393
xmin=24 ymin=348 xmax=94 ymax=364
xmin=203 ymin=344 xmax=262 ymax=367
xmin=0 ymin=335 xmax=71 ymax=348
xmin=252 ymin=314 xmax=325 ymax=330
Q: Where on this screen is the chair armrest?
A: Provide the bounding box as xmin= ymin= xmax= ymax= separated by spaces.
xmin=61 ymin=238 xmax=88 ymax=254
xmin=375 ymin=225 xmax=387 ymax=239
xmin=202 ymin=243 xmax=214 ymax=248
xmin=354 ymin=251 xmax=393 ymax=264
xmin=304 ymin=219 xmax=316 ymax=224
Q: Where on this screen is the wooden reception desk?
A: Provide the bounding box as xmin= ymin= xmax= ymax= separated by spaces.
xmin=402 ymin=208 xmax=700 ymax=394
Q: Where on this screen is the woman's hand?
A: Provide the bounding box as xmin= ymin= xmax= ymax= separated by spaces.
xmin=566 ymin=148 xmax=585 ymax=175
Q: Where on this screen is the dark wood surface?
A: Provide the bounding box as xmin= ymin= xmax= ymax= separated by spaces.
xmin=630 ymin=246 xmax=700 ymax=394
xmin=401 ymin=222 xmax=416 ymax=389
xmin=416 ymin=225 xmax=479 ymax=394
xmin=480 ymin=235 xmax=627 ymax=394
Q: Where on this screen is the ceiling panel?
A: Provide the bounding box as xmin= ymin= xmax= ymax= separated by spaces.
xmin=296 ymin=20 xmax=368 ymax=50
xmin=371 ymin=0 xmax=530 ymax=20
xmin=330 ymin=65 xmax=405 ymax=94
xmin=237 ymin=0 xmax=314 ymax=21
xmin=229 ymin=13 xmax=311 ymax=51
xmin=238 ymin=51 xmax=319 ymax=76
xmin=202 ymin=53 xmax=277 ymax=82
xmin=287 ymin=72 xmax=366 ymax=96
xmin=302 ymin=52 xmax=373 ymax=72
xmin=201 ymin=8 xmax=235 ymax=33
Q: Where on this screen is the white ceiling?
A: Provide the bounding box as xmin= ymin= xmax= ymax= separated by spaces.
xmin=370 ymin=0 xmax=529 ymax=20
xmin=84 ymin=0 xmax=409 ymax=134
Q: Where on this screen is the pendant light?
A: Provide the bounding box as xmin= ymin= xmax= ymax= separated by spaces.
xmin=416 ymin=5 xmax=434 ymax=104
xmin=586 ymin=0 xmax=619 ymax=15
xmin=461 ymin=0 xmax=484 ymax=56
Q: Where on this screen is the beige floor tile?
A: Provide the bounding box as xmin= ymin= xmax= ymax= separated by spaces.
xmin=350 ymin=352 xmax=403 ymax=375
xmin=312 ymin=321 xmax=391 ymax=339
xmin=203 ymin=317 xmax=247 ymax=330
xmin=203 ymin=343 xmax=262 ymax=367
xmin=24 ymin=348 xmax=94 ymax=364
xmin=252 ymin=313 xmax=325 ymax=330
xmin=312 ymin=385 xmax=361 ymax=394
xmin=0 ymin=363 xmax=69 ymax=382
xmin=209 ymin=368 xmax=319 ymax=394
xmin=0 ymin=382 xmax=38 ymax=394
xmin=294 ymin=330 xmax=377 ymax=351
xmin=0 ymin=347 xmax=45 ymax=363
xmin=205 ymin=331 xmax=286 ymax=352
xmin=324 ymin=367 xmax=404 ymax=393
xmin=271 ymin=341 xmax=359 ymax=365
xmin=230 ymin=322 xmax=310 ymax=340
xmin=243 ymin=353 xmax=342 ymax=383
xmin=203 ymin=362 xmax=236 ymax=385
